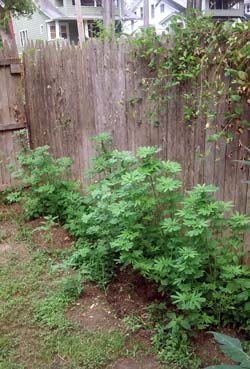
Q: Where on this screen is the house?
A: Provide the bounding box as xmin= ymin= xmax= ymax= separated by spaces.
xmin=123 ymin=0 xmax=186 ymax=34
xmin=203 ymin=0 xmax=245 ymax=19
xmin=245 ymin=0 xmax=250 ymax=13
xmin=124 ymin=0 xmax=245 ymax=34
xmin=12 ymin=0 xmax=128 ymax=51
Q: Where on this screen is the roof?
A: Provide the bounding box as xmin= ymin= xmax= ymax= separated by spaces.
xmin=159 ymin=11 xmax=179 ymax=24
xmin=37 ymin=0 xmax=67 ymax=19
xmin=157 ymin=0 xmax=185 ymax=12
xmin=123 ymin=8 xmax=141 ymax=20
xmin=129 ymin=0 xmax=143 ymax=12
xmin=129 ymin=0 xmax=185 ymax=13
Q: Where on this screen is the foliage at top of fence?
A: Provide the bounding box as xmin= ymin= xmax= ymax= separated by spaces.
xmin=131 ymin=13 xmax=250 ymax=148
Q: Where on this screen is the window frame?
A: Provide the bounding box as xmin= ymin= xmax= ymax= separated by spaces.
xmin=59 ymin=22 xmax=70 ymax=40
xmin=72 ymin=0 xmax=101 ymax=6
xmin=140 ymin=6 xmax=143 ymax=18
xmin=19 ymin=29 xmax=28 ymax=47
xmin=40 ymin=24 xmax=44 ymax=34
xmin=48 ymin=22 xmax=56 ymax=40
xmin=151 ymin=4 xmax=155 ymax=18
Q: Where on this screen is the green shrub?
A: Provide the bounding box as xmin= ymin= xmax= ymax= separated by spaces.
xmin=10 ymin=135 xmax=250 ymax=367
xmin=67 ymin=134 xmax=250 ymax=335
xmin=9 ymin=145 xmax=84 ymax=220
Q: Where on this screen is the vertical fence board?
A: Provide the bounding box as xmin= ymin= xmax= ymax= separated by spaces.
xmin=0 ymin=42 xmax=26 ymax=190
xmin=22 ymin=42 xmax=250 ymax=228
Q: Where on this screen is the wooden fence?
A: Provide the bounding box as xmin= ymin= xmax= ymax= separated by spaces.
xmin=0 ymin=43 xmax=26 ymax=191
xmin=23 ymin=39 xmax=250 ymax=213
xmin=0 ymin=37 xmax=248 ymax=258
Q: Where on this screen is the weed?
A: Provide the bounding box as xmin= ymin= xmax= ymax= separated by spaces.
xmin=33 ymin=274 xmax=83 ymax=329
xmin=32 ymin=215 xmax=58 ymax=245
xmin=55 ymin=330 xmax=125 ymax=369
xmin=14 ymin=217 xmax=33 ymax=244
xmin=123 ymin=315 xmax=149 ymax=333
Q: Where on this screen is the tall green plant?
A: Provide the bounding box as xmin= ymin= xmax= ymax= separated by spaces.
xmin=9 ymin=145 xmax=82 ymax=219
xmin=67 ymin=134 xmax=250 ymax=332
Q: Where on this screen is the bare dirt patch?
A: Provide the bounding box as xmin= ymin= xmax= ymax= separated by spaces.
xmin=66 ymin=283 xmax=120 ymax=331
xmin=0 ymin=221 xmax=28 ymax=263
xmin=27 ymin=218 xmax=74 ymax=250
xmin=107 ymin=269 xmax=161 ymax=318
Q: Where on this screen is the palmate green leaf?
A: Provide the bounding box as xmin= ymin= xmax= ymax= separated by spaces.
xmin=156 ymin=177 xmax=182 ymax=193
xmin=210 ymin=332 xmax=250 ymax=364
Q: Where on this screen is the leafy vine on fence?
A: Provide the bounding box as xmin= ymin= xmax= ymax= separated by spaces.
xmin=132 ymin=13 xmax=250 ymax=148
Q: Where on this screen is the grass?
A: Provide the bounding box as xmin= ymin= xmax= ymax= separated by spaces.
xmin=0 ymin=209 xmax=148 ymax=369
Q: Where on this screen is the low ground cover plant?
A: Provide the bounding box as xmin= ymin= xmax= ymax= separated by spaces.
xmin=8 ymin=134 xmax=250 ymax=368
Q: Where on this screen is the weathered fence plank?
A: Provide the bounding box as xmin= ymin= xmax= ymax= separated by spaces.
xmin=23 ymin=41 xmax=250 ymax=221
xmin=0 ymin=42 xmax=26 ymax=190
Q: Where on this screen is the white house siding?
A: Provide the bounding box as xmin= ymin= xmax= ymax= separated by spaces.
xmin=124 ymin=0 xmax=185 ymax=34
xmin=49 ymin=0 xmax=121 ymax=19
xmin=242 ymin=0 xmax=250 ymax=14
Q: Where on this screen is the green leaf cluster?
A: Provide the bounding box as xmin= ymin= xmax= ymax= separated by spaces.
xmin=8 ymin=145 xmax=85 ymax=220
xmin=9 ymin=136 xmax=250 ymax=366
xmin=131 ymin=14 xmax=250 ymax=148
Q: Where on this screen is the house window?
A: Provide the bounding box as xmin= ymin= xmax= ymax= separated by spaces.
xmin=55 ymin=0 xmax=63 ymax=6
xmin=72 ymin=0 xmax=101 ymax=5
xmin=20 ymin=30 xmax=28 ymax=47
xmin=48 ymin=22 xmax=56 ymax=40
xmin=40 ymin=24 xmax=44 ymax=34
xmin=59 ymin=23 xmax=69 ymax=39
xmin=140 ymin=6 xmax=143 ymax=18
xmin=151 ymin=4 xmax=155 ymax=18
xmin=209 ymin=0 xmax=238 ymax=9
xmin=160 ymin=3 xmax=165 ymax=12
xmin=247 ymin=4 xmax=250 ymax=12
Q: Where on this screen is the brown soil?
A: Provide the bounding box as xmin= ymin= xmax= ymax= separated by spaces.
xmin=194 ymin=328 xmax=246 ymax=367
xmin=27 ymin=218 xmax=74 ymax=250
xmin=107 ymin=268 xmax=161 ymax=318
xmin=66 ymin=283 xmax=120 ymax=331
xmin=0 ymin=210 xmax=28 ymax=263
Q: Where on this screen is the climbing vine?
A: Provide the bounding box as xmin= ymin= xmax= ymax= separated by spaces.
xmin=132 ymin=13 xmax=250 ymax=147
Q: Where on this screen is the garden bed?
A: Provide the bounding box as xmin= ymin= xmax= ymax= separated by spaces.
xmin=1 ymin=204 xmax=246 ymax=368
